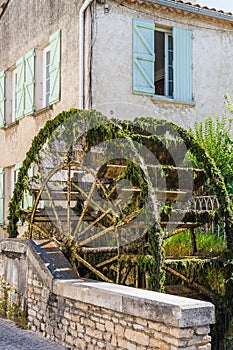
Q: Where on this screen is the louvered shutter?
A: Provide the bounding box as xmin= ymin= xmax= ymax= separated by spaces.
xmin=0 ymin=71 xmax=5 ymax=127
xmin=23 ymin=164 xmax=34 ymax=209
xmin=133 ymin=18 xmax=155 ymax=95
xmin=173 ymin=27 xmax=193 ymax=102
xmin=24 ymin=49 xmax=35 ymax=115
xmin=49 ymin=29 xmax=61 ymax=104
xmin=16 ymin=57 xmax=25 ymax=119
xmin=0 ymin=168 xmax=4 ymax=225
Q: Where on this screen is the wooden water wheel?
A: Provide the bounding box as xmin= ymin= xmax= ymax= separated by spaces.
xmin=10 ymin=110 xmax=232 ymax=290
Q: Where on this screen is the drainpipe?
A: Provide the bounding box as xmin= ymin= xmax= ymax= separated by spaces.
xmin=79 ymin=0 xmax=95 ymax=109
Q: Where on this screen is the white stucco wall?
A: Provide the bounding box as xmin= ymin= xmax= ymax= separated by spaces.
xmin=91 ymin=1 xmax=233 ymax=129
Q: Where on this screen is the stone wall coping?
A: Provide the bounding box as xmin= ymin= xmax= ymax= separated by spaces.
xmin=0 ymin=239 xmax=215 ymax=328
xmin=0 ymin=239 xmax=78 ymax=289
xmin=53 ymin=279 xmax=215 ymax=328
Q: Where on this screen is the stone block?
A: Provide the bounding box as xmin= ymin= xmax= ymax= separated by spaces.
xmin=149 ymin=338 xmax=170 ymax=349
xmin=132 ymin=323 xmax=144 ymax=331
xmin=84 ymin=318 xmax=95 ymax=328
xmin=125 ymin=329 xmax=149 ymax=346
xmin=187 ymin=335 xmax=207 ymax=346
xmin=86 ymin=327 xmax=103 ymax=340
xmin=97 ymin=341 xmax=107 ymax=348
xmin=198 ymin=344 xmax=211 ymax=350
xmin=195 ymin=326 xmax=210 ymax=335
xmin=96 ymin=322 xmax=105 ymax=331
xmin=117 ymin=337 xmax=128 ymax=348
xmin=73 ymin=337 xmax=86 ymax=348
xmin=127 ymin=342 xmax=137 ymax=350
xmin=115 ymin=324 xmax=125 ymax=336
xmin=105 ymin=320 xmax=114 ymax=332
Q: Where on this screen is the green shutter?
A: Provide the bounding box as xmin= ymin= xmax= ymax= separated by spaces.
xmin=23 ymin=164 xmax=34 ymax=209
xmin=173 ymin=27 xmax=193 ymax=102
xmin=24 ymin=49 xmax=35 ymax=115
xmin=0 ymin=168 xmax=4 ymax=225
xmin=0 ymin=71 xmax=5 ymax=127
xmin=133 ymin=18 xmax=155 ymax=95
xmin=49 ymin=29 xmax=61 ymax=104
xmin=16 ymin=56 xmax=25 ymax=119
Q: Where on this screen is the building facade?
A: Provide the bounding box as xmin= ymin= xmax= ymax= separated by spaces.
xmin=0 ymin=0 xmax=233 ymax=236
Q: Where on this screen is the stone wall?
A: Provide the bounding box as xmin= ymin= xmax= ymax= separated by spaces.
xmin=0 ymin=239 xmax=215 ymax=349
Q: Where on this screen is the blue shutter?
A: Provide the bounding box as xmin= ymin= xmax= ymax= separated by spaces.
xmin=49 ymin=29 xmax=61 ymax=104
xmin=173 ymin=27 xmax=193 ymax=102
xmin=24 ymin=49 xmax=35 ymax=115
xmin=0 ymin=168 xmax=4 ymax=225
xmin=133 ymin=18 xmax=155 ymax=95
xmin=0 ymin=71 xmax=5 ymax=127
xmin=16 ymin=56 xmax=25 ymax=119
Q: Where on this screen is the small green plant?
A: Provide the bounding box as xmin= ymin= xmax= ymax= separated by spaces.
xmin=189 ymin=113 xmax=233 ymax=194
xmin=164 ymin=229 xmax=227 ymax=257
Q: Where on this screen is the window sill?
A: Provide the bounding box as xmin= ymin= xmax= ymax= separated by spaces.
xmin=3 ymin=120 xmax=19 ymax=130
xmin=1 ymin=106 xmax=53 ymax=130
xmin=150 ymin=95 xmax=195 ymax=107
xmin=33 ymin=105 xmax=53 ymax=118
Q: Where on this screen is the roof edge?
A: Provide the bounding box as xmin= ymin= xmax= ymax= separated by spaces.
xmin=134 ymin=0 xmax=233 ymax=22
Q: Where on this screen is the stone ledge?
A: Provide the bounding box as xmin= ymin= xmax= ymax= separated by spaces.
xmin=53 ymin=279 xmax=215 ymax=328
xmin=0 ymin=239 xmax=215 ymax=329
xmin=0 ymin=239 xmax=78 ymax=289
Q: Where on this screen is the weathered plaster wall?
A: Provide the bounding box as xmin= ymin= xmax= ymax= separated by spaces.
xmin=0 ymin=239 xmax=215 ymax=350
xmin=91 ymin=1 xmax=233 ymax=128
xmin=0 ymin=0 xmax=82 ymax=168
xmin=0 ymin=0 xmax=84 ymax=233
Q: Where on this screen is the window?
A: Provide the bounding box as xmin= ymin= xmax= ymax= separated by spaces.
xmin=43 ymin=46 xmax=51 ymax=107
xmin=0 ymin=29 xmax=61 ymax=127
xmin=133 ymin=18 xmax=193 ymax=102
xmin=39 ymin=29 xmax=61 ymax=109
xmin=12 ymin=69 xmax=17 ymax=121
xmin=154 ymin=30 xmax=173 ymax=97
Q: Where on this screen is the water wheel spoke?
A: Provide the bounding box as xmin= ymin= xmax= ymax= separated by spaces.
xmin=81 ymin=165 xmax=125 ymax=221
xmin=44 ymin=184 xmax=64 ymax=236
xmin=77 ymin=221 xmax=125 ymax=248
xmin=71 ymin=182 xmax=115 ymax=225
xmin=96 ymin=255 xmax=119 ymax=268
xmin=30 ymin=223 xmax=63 ymax=247
xmin=73 ymin=178 xmax=98 ymax=238
xmin=73 ymin=252 xmax=113 ymax=283
xmin=121 ymin=263 xmax=132 ymax=285
xmin=30 ymin=222 xmax=51 ymax=239
xmin=77 ymin=208 xmax=112 ymax=240
xmin=116 ymin=259 xmax=122 ymax=284
xmin=163 ymin=265 xmax=213 ymax=298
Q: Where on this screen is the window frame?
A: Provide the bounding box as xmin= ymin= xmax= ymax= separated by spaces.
xmin=43 ymin=45 xmax=51 ymax=108
xmin=154 ymin=26 xmax=174 ymax=99
xmin=164 ymin=32 xmax=173 ymax=98
xmin=12 ymin=68 xmax=17 ymax=122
